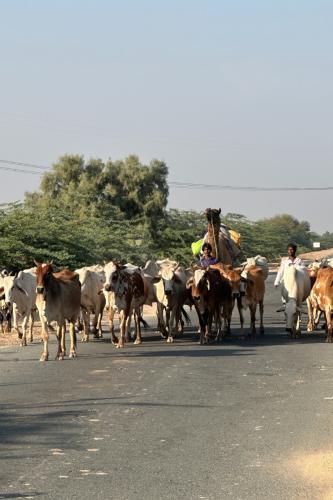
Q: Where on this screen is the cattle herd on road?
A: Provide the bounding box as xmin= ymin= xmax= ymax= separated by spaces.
xmin=0 ymin=256 xmax=332 ymax=361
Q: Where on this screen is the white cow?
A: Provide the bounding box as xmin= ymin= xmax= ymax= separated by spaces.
xmin=3 ymin=269 xmax=37 ymax=345
xmin=75 ymin=265 xmax=106 ymax=342
xmin=144 ymin=259 xmax=191 ymax=342
xmin=281 ymin=265 xmax=311 ymax=338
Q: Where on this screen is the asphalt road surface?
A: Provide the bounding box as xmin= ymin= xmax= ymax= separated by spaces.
xmin=1 ymin=274 xmax=333 ymax=500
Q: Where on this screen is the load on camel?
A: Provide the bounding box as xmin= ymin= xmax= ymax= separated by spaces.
xmin=192 ymin=208 xmax=241 ymax=265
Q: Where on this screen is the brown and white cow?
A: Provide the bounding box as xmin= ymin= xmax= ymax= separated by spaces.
xmin=104 ymin=261 xmax=148 ymax=348
xmin=147 ymin=259 xmax=191 ymax=342
xmin=35 ymin=263 xmax=81 ymax=361
xmin=307 ymin=267 xmax=333 ymax=341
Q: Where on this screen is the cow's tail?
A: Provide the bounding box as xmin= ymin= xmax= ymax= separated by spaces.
xmin=181 ymin=307 xmax=191 ymax=326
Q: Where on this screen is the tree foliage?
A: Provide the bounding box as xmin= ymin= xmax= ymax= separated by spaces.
xmin=0 ymin=154 xmax=331 ymax=270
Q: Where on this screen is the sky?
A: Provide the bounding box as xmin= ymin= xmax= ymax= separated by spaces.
xmin=0 ymin=0 xmax=332 ymax=233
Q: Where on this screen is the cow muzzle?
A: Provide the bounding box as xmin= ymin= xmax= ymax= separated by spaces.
xmin=165 ymin=289 xmax=172 ymax=296
xmin=36 ymin=286 xmax=44 ymax=294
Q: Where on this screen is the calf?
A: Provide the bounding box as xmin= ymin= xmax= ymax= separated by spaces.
xmin=35 ymin=263 xmax=81 ymax=361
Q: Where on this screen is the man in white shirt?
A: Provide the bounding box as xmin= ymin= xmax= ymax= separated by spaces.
xmin=274 ymin=243 xmax=303 ymax=287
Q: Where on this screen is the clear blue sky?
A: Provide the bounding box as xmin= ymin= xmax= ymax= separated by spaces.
xmin=1 ymin=1 xmax=332 ymax=232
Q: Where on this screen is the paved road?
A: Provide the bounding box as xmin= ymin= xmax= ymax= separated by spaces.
xmin=1 ymin=275 xmax=333 ymax=499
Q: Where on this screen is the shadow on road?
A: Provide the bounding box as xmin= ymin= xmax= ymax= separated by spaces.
xmin=0 ymin=493 xmax=43 ymax=499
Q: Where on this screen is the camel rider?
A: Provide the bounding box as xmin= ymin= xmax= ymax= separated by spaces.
xmin=274 ymin=243 xmax=303 ymax=287
xmin=199 ymin=243 xmax=218 ymax=268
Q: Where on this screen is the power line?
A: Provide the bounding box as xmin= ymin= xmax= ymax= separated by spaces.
xmin=1 ymin=158 xmax=333 ymax=192
xmin=168 ymin=181 xmax=333 ymax=192
xmin=0 ymin=165 xmax=41 ymax=175
xmin=0 ymin=159 xmax=49 ymax=170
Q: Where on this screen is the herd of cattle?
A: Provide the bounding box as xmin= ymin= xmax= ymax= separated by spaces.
xmin=0 ymin=256 xmax=332 ymax=361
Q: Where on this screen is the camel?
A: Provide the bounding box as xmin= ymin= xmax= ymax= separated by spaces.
xmin=203 ymin=208 xmax=233 ymax=265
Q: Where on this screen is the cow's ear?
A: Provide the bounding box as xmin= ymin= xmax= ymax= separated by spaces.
xmin=186 ymin=278 xmax=194 ymax=289
xmin=34 ymin=259 xmax=40 ymax=267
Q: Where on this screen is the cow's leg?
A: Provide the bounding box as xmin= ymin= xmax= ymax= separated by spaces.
xmin=108 ymin=306 xmax=118 ymax=344
xmin=82 ymin=310 xmax=90 ymax=342
xmin=325 ymin=307 xmax=332 ymax=343
xmin=207 ymin=308 xmax=215 ymax=342
xmin=20 ymin=314 xmax=28 ymax=346
xmin=167 ymin=307 xmax=177 ymax=343
xmin=12 ymin=306 xmax=21 ymax=339
xmin=77 ymin=311 xmax=85 ymax=341
xmin=249 ymin=303 xmax=257 ymax=339
xmin=187 ymin=290 xmax=205 ymax=344
xmin=117 ymin=309 xmax=129 ymax=348
xmin=134 ymin=309 xmax=142 ymax=345
xmin=178 ymin=313 xmax=184 ymax=336
xmin=125 ymin=310 xmax=133 ymax=343
xmin=165 ymin=307 xmax=171 ymax=336
xmin=314 ymin=308 xmax=322 ymax=330
xmin=69 ymin=321 xmax=77 ymax=358
xmin=224 ymin=301 xmax=233 ymax=337
xmin=237 ymin=297 xmax=245 ymax=337
xmin=95 ymin=308 xmax=103 ymax=338
xmin=5 ymin=310 xmax=11 ymax=333
xmin=29 ymin=311 xmax=34 ymax=342
xmin=295 ymin=311 xmax=301 ymax=338
xmin=55 ymin=325 xmax=65 ymax=360
xmin=307 ymin=297 xmax=315 ymax=332
xmin=200 ymin=309 xmax=209 ymax=344
xmin=259 ymin=300 xmax=264 ymax=334
xmin=40 ymin=318 xmax=49 ymax=362
xmin=157 ymin=303 xmax=168 ymax=338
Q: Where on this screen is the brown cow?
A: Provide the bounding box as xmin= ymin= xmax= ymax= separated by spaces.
xmin=209 ymin=263 xmax=246 ymax=335
xmin=210 ymin=263 xmax=265 ymax=338
xmin=308 ymin=267 xmax=333 ymax=341
xmin=35 ymin=263 xmax=81 ymax=361
xmin=187 ymin=267 xmax=232 ymax=344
